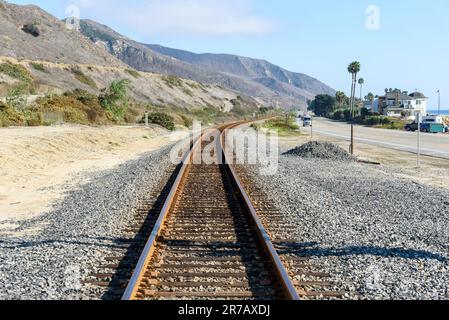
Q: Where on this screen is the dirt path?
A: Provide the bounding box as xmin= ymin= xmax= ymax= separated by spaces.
xmin=0 ymin=125 xmax=188 ymax=236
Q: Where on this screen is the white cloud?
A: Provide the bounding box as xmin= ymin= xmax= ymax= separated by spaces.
xmin=72 ymin=0 xmax=277 ymax=36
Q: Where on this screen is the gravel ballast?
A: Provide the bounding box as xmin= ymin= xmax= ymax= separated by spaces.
xmin=283 ymin=141 xmax=357 ymax=162
xmin=0 ymin=144 xmax=176 ymax=300
xmin=246 ymin=143 xmax=449 ymax=300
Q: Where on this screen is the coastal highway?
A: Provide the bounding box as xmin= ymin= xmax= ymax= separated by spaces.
xmin=307 ymin=118 xmax=449 ymax=159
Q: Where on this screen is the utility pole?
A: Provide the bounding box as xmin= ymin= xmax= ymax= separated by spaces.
xmin=437 ymin=90 xmax=441 ymax=115
xmin=310 ymin=117 xmax=313 ymax=140
xmin=416 ymin=111 xmax=421 ymax=168
xmin=350 ymin=75 xmax=356 ymax=154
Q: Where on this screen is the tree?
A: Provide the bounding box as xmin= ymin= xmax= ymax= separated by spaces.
xmin=259 ymin=106 xmax=269 ymax=115
xmin=358 ymin=78 xmax=365 ymax=101
xmin=99 ymin=79 xmax=132 ymax=120
xmin=336 ymin=91 xmax=347 ymax=108
xmin=308 ymin=94 xmax=336 ymax=117
xmin=366 ymin=92 xmax=375 ymax=110
xmin=347 ymin=61 xmax=361 ymax=155
xmin=360 ymin=107 xmax=369 ymax=117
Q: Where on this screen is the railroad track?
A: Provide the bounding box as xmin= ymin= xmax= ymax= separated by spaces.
xmin=86 ymin=121 xmax=346 ymax=300
xmin=119 ymin=122 xmax=299 ymax=300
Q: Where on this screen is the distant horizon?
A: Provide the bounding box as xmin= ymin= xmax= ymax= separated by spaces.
xmin=7 ymin=0 xmax=449 ymax=109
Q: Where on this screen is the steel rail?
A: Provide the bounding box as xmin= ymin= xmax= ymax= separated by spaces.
xmin=221 ymin=123 xmax=300 ymax=300
xmin=122 ymin=120 xmax=299 ymax=300
xmin=121 ymin=132 xmax=203 ymax=300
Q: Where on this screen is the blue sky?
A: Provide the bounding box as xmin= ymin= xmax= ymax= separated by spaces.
xmin=8 ymin=0 xmax=449 ymax=109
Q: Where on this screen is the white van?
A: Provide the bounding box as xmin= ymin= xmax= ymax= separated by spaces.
xmin=303 ymin=116 xmax=312 ymax=127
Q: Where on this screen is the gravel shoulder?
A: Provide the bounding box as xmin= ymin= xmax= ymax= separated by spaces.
xmin=245 ymin=141 xmax=449 ymax=300
xmin=0 ymin=143 xmax=177 ymax=300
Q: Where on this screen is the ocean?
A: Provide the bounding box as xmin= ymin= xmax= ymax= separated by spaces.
xmin=428 ymin=110 xmax=449 ymax=115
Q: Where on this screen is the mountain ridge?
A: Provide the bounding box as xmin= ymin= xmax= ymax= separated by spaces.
xmin=79 ymin=19 xmax=335 ymax=109
xmin=0 ymin=2 xmax=259 ymax=115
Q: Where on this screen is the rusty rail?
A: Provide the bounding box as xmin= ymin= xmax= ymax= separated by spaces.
xmin=221 ymin=123 xmax=300 ymax=300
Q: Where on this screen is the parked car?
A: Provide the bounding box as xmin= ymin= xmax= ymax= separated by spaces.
xmin=405 ymin=122 xmax=419 ymax=132
xmin=445 ymin=126 xmax=449 ymax=133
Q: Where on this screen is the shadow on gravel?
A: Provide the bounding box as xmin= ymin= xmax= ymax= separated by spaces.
xmin=0 ymin=237 xmax=133 ymax=249
xmin=274 ymin=242 xmax=447 ymax=262
xmin=101 ymin=163 xmax=182 ymax=301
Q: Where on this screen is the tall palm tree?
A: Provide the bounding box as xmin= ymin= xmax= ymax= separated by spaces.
xmin=358 ymin=78 xmax=365 ymax=101
xmin=347 ymin=61 xmax=361 ymax=155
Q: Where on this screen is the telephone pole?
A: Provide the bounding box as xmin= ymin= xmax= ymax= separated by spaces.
xmin=437 ymin=90 xmax=441 ymax=115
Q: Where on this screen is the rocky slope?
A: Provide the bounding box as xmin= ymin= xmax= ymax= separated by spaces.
xmin=79 ymin=19 xmax=335 ymax=109
xmin=0 ymin=1 xmax=259 ymax=113
xmin=0 ymin=1 xmax=123 ymax=67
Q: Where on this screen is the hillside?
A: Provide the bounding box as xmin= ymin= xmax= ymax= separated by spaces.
xmin=79 ymin=19 xmax=335 ymax=109
xmin=0 ymin=1 xmax=260 ymax=126
xmin=0 ymin=1 xmax=123 ymax=67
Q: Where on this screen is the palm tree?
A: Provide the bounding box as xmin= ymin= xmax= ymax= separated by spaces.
xmin=347 ymin=61 xmax=361 ymax=155
xmin=358 ymin=78 xmax=365 ymax=101
xmin=336 ymin=91 xmax=347 ymax=108
xmin=367 ymin=92 xmax=375 ymax=110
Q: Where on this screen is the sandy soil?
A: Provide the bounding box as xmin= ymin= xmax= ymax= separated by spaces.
xmin=279 ymin=131 xmax=449 ymax=191
xmin=0 ymin=125 xmax=188 ymax=236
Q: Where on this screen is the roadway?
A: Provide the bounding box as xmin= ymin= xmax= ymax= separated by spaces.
xmin=306 ymin=117 xmax=449 ymax=159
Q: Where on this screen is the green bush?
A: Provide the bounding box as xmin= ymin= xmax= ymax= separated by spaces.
xmin=99 ymin=79 xmax=132 ymax=121
xmin=147 ymin=112 xmax=175 ymax=131
xmin=30 ymin=62 xmax=48 ymax=73
xmin=70 ymin=66 xmax=97 ymax=89
xmin=34 ymin=90 xmax=106 ymax=125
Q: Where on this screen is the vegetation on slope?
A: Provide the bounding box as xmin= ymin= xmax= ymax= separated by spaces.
xmin=0 ymin=60 xmax=265 ymax=128
xmin=162 ymin=75 xmax=183 ymax=89
xmin=29 ymin=62 xmax=48 ymax=73
xmin=0 ymin=61 xmax=36 ymax=93
xmin=70 ymin=66 xmax=97 ymax=89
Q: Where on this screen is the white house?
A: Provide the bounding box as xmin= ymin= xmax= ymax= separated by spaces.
xmin=378 ymin=91 xmax=427 ymax=119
